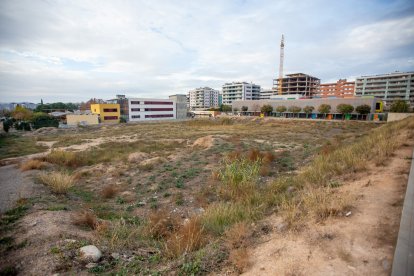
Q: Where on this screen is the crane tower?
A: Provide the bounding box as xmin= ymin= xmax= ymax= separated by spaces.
xmin=278 ymin=34 xmax=284 ymax=95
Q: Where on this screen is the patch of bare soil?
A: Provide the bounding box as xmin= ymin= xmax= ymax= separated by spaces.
xmin=192 ymin=135 xmax=226 ymax=149
xmin=1 ymin=210 xmax=93 ymax=275
xmin=243 ymin=145 xmax=413 ymax=276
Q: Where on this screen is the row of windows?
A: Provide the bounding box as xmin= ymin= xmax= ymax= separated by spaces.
xmin=103 ymin=108 xmax=118 ymax=112
xmin=145 ymin=114 xmax=174 ymax=118
xmin=103 ymin=116 xmax=118 ymax=120
xmin=131 ymin=108 xmax=174 ymax=112
xmin=130 ymin=101 xmax=173 ymax=105
xmin=131 ymin=115 xmax=140 ymax=119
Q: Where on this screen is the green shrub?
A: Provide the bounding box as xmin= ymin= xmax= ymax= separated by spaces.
xmin=336 ymin=104 xmax=354 ymax=114
xmin=390 ymin=100 xmax=409 ymax=113
xmin=356 ymin=104 xmax=371 ymax=115
xmin=276 ymin=106 xmax=287 ymax=113
xmin=31 ymin=112 xmax=59 ymax=129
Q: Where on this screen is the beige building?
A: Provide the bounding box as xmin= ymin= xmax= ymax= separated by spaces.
xmin=67 ymin=114 xmax=99 ymax=126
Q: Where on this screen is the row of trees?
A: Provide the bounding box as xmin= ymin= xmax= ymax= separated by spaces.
xmin=240 ymin=100 xmax=410 ymax=115
xmin=2 ymin=106 xmax=59 ymax=132
xmin=240 ymin=103 xmax=371 ymax=116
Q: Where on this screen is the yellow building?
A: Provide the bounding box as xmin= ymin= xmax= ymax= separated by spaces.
xmin=90 ymin=103 xmax=120 ymax=123
xmin=67 ymin=114 xmax=99 ymax=126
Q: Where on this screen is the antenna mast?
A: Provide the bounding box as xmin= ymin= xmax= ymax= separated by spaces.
xmin=278 ymin=34 xmax=284 ymax=95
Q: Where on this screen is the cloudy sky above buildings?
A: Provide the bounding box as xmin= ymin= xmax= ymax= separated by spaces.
xmin=0 ymin=0 xmax=413 ymax=103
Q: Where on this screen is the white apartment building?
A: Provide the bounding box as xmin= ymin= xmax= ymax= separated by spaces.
xmin=355 ymin=72 xmax=414 ymax=108
xmin=222 ymin=82 xmax=261 ymax=105
xmin=128 ymin=98 xmax=176 ymax=121
xmin=188 ymin=87 xmax=219 ymax=109
xmin=260 ymin=89 xmax=276 ymax=100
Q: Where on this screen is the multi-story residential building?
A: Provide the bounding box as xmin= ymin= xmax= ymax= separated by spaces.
xmin=188 ymin=87 xmax=219 ymax=109
xmin=355 ymin=72 xmax=414 ymax=108
xmin=273 ymin=73 xmax=320 ymax=97
xmin=318 ymin=79 xmax=355 ymax=98
xmin=260 ymin=89 xmax=276 ymax=100
xmin=222 ymin=82 xmax=261 ymax=105
xmin=128 ymin=98 xmax=176 ymax=121
xmin=90 ymin=103 xmax=120 ymax=123
xmin=169 ymin=94 xmax=188 ymax=119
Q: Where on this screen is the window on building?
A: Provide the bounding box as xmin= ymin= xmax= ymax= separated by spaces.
xmin=103 ymin=108 xmax=118 ymax=112
xmin=131 ymin=101 xmax=140 ymax=104
xmin=131 ymin=115 xmax=140 ymax=118
xmin=144 ymin=101 xmax=173 ymax=105
xmin=145 ymin=114 xmax=174 ymax=118
xmin=104 ymin=116 xmax=118 ymax=120
xmin=144 ymin=108 xmax=173 ymax=111
xmin=131 ymin=108 xmax=140 ymax=111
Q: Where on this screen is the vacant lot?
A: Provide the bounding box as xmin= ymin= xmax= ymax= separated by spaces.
xmin=0 ymin=117 xmax=412 ymax=275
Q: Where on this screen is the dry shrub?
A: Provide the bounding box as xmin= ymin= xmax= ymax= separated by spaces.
xmin=20 ymin=159 xmax=47 ymax=171
xmin=227 ymin=150 xmax=242 ymax=161
xmin=42 ymin=150 xmax=84 ymax=167
xmin=262 ymin=151 xmax=275 ymax=164
xmin=224 ymin=222 xmax=251 ymax=249
xmin=164 ymin=217 xmax=205 ymax=258
xmin=145 ymin=211 xmax=179 ymax=239
xmin=72 ymin=211 xmax=98 ymax=230
xmin=247 ymin=148 xmax=262 ymax=162
xmin=38 ymin=171 xmax=74 ymax=194
xmin=229 ymin=247 xmax=250 ymax=273
xmin=259 ymin=165 xmax=271 ymax=176
xmin=101 ymin=184 xmax=118 ymax=199
xmin=211 ymin=171 xmax=220 ymax=181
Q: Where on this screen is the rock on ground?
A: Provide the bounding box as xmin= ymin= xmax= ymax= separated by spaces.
xmin=79 ymin=245 xmax=102 ymax=262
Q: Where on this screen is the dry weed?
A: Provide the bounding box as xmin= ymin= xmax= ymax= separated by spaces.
xmin=229 ymin=247 xmax=250 ymax=273
xmin=20 ymin=159 xmax=47 ymax=171
xmin=164 ymin=217 xmax=205 ymax=258
xmin=72 ymin=211 xmax=98 ymax=230
xmin=38 ymin=171 xmax=74 ymax=194
xmin=101 ymin=184 xmax=118 ymax=199
xmin=224 ymin=222 xmax=251 ymax=249
xmin=144 ymin=211 xmax=179 ymax=239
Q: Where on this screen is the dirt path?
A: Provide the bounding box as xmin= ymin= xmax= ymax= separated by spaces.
xmin=0 ymin=165 xmax=40 ymax=213
xmin=243 ymin=145 xmax=413 ymax=275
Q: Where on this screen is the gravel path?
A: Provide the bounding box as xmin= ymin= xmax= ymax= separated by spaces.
xmin=0 ymin=164 xmax=39 ymax=213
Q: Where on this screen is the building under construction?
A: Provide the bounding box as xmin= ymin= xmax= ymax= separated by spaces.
xmin=273 ymin=73 xmax=320 ymax=97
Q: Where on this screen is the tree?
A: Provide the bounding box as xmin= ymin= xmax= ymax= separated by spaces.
xmin=261 ymin=105 xmax=273 ymax=116
xmin=12 ymin=106 xmax=33 ymax=121
xmin=288 ymin=106 xmax=301 ymax=113
xmin=303 ymin=106 xmax=315 ymax=118
xmin=356 ymin=104 xmax=371 ymax=115
xmin=276 ymin=106 xmax=287 ymax=113
xmin=390 ymin=100 xmax=409 ymax=113
xmin=241 ymin=106 xmax=248 ymax=112
xmin=31 ymin=112 xmax=59 ymax=129
xmin=3 ymin=119 xmax=13 ymax=132
xmin=318 ymin=104 xmax=331 ymax=114
xmin=336 ymin=104 xmax=354 ymax=114
xmin=219 ymin=104 xmax=232 ymax=112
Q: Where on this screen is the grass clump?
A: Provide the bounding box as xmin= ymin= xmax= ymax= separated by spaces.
xmin=20 ymin=159 xmax=47 ymax=171
xmin=38 ymin=171 xmax=74 ymax=194
xmin=72 ymin=211 xmax=98 ymax=230
xmin=101 ymin=184 xmax=118 ymax=199
xmin=164 ymin=217 xmax=206 ymax=258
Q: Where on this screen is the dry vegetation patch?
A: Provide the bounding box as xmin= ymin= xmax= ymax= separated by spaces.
xmin=38 ymin=171 xmax=74 ymax=194
xmin=20 ymin=159 xmax=47 ymax=171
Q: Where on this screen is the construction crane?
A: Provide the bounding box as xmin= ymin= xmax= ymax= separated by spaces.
xmin=278 ymin=34 xmax=285 ymax=95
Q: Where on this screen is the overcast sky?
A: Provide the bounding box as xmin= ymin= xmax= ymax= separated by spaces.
xmin=1 ymin=0 xmax=413 ymax=103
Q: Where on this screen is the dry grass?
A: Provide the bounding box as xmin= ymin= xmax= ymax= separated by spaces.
xmin=42 ymin=150 xmax=84 ymax=168
xmin=164 ymin=217 xmax=205 ymax=258
xmin=144 ymin=211 xmax=180 ymax=239
xmin=20 ymin=159 xmax=47 ymax=171
xmin=102 ymin=219 xmax=143 ymax=250
xmin=38 ymin=171 xmax=74 ymax=194
xmin=101 ymin=184 xmax=118 ymax=199
xmin=229 ymin=247 xmax=251 ymax=273
xmin=72 ymin=210 xmax=98 ymax=230
xmin=224 ymin=222 xmax=251 ymax=249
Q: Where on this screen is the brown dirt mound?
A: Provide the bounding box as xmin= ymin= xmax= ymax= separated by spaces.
xmin=192 ymin=135 xmax=224 ymax=149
